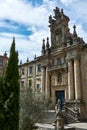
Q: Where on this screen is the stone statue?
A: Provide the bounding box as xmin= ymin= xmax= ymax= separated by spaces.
xmin=53 ymin=7 xmax=61 ymax=20
xmin=57 ymin=99 xmax=61 ymax=110
xmin=55 ymin=99 xmax=64 ymax=130
xmin=55 ymin=99 xmax=61 ymax=117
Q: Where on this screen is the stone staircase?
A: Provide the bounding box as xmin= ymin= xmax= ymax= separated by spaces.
xmin=41 ymin=108 xmax=80 ymax=125
xmin=63 ymin=106 xmax=80 ymax=124
xmin=41 ymin=100 xmax=81 ymax=125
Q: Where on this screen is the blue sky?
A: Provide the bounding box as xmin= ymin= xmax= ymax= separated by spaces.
xmin=0 ymin=0 xmax=87 ymax=63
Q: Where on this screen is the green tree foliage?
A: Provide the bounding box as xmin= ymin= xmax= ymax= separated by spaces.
xmin=19 ymin=86 xmax=50 ymax=130
xmin=0 ymin=37 xmax=20 ymax=130
xmin=0 ymin=77 xmax=5 ymax=129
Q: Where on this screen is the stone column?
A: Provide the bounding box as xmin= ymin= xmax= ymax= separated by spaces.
xmin=41 ymin=66 xmax=46 ymax=93
xmin=74 ymin=58 xmax=81 ymax=100
xmin=68 ymin=59 xmax=74 ymax=100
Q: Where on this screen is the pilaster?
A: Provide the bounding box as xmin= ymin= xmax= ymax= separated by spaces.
xmin=41 ymin=66 xmax=46 ymax=93
xmin=45 ymin=67 xmax=50 ymax=97
xmin=74 ymin=57 xmax=81 ymax=100
xmin=68 ymin=59 xmax=74 ymax=100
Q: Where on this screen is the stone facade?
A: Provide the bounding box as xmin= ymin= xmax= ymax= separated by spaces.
xmin=0 ymin=52 xmax=8 ymax=77
xmin=19 ymin=7 xmax=87 ymax=120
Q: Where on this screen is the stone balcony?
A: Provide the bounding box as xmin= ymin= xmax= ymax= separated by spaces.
xmin=48 ymin=63 xmax=68 ymax=71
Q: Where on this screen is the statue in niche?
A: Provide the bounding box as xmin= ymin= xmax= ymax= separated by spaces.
xmin=55 ymin=29 xmax=62 ymax=46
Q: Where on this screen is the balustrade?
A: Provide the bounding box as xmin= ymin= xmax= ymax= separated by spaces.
xmin=48 ymin=63 xmax=68 ymax=71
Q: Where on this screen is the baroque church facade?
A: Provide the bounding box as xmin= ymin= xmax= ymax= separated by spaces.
xmin=19 ymin=7 xmax=87 ymax=120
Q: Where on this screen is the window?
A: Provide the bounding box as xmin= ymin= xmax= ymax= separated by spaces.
xmin=21 ymin=69 xmax=25 ymax=75
xmin=36 ymin=84 xmax=40 ymax=90
xmin=21 ymin=81 xmax=24 ymax=87
xmin=37 ymin=64 xmax=41 ymax=72
xmin=0 ymin=60 xmax=3 ymax=66
xmin=29 ymin=79 xmax=32 ymax=87
xmin=29 ymin=66 xmax=33 ymax=74
xmin=58 ymin=73 xmax=62 ymax=82
xmin=57 ymin=58 xmax=62 ymax=65
xmin=69 ymin=37 xmax=73 ymax=45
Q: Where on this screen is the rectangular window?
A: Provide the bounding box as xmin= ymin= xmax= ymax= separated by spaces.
xmin=36 ymin=84 xmax=40 ymax=89
xmin=29 ymin=66 xmax=33 ymax=74
xmin=37 ymin=64 xmax=41 ymax=72
xmin=57 ymin=58 xmax=62 ymax=65
xmin=21 ymin=69 xmax=25 ymax=75
xmin=21 ymin=81 xmax=24 ymax=87
xmin=29 ymin=79 xmax=32 ymax=87
xmin=0 ymin=60 xmax=3 ymax=66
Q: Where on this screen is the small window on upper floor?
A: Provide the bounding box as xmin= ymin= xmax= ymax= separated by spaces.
xmin=36 ymin=83 xmax=40 ymax=90
xmin=21 ymin=81 xmax=24 ymax=87
xmin=57 ymin=58 xmax=62 ymax=65
xmin=0 ymin=60 xmax=3 ymax=66
xmin=37 ymin=64 xmax=41 ymax=72
xmin=21 ymin=68 xmax=25 ymax=75
xmin=29 ymin=66 xmax=33 ymax=74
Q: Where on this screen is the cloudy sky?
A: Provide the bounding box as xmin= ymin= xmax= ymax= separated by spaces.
xmin=0 ymin=0 xmax=87 ymax=63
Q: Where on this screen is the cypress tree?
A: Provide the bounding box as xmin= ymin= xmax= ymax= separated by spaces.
xmin=0 ymin=77 xmax=5 ymax=130
xmin=4 ymin=37 xmax=19 ymax=130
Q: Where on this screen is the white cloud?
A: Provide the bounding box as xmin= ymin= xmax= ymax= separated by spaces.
xmin=60 ymin=0 xmax=76 ymax=6
xmin=0 ymin=32 xmax=27 ymax=39
xmin=0 ymin=27 xmax=50 ymax=63
xmin=0 ymin=0 xmax=55 ymax=27
xmin=0 ymin=0 xmax=56 ymax=63
xmin=0 ymin=0 xmax=87 ymax=63
xmin=71 ymin=1 xmax=87 ymax=24
xmin=0 ymin=21 xmax=18 ymax=31
xmin=28 ymin=26 xmax=38 ymax=33
xmin=76 ymin=25 xmax=87 ymax=42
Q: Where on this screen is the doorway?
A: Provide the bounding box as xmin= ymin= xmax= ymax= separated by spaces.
xmin=55 ymin=90 xmax=65 ymax=109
